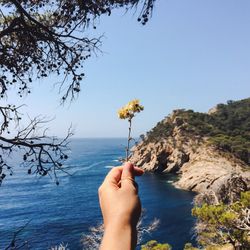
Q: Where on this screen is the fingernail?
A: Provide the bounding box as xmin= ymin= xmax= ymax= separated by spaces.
xmin=124 ymin=162 xmax=134 ymax=170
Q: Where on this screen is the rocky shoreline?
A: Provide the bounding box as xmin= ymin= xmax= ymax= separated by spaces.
xmin=130 ymin=111 xmax=250 ymax=205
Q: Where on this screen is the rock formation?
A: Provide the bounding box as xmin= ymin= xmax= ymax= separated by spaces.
xmin=130 ymin=102 xmax=250 ymax=204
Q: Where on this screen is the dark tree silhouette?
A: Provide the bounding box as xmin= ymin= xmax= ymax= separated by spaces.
xmin=0 ymin=0 xmax=156 ymax=184
xmin=0 ymin=0 xmax=155 ymax=100
xmin=0 ymin=104 xmax=73 ymax=185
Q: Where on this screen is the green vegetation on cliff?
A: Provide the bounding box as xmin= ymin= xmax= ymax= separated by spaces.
xmin=141 ymin=240 xmax=172 ymax=250
xmin=145 ymin=98 xmax=250 ymax=164
xmin=142 ymin=191 xmax=250 ymax=250
xmin=192 ymin=191 xmax=250 ymax=249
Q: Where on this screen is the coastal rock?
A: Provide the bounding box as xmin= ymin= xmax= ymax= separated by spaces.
xmin=131 ymin=138 xmax=249 ymax=201
xmin=174 ymin=146 xmax=246 ymax=192
xmin=130 ymin=108 xmax=250 ymax=204
xmin=131 ymin=141 xmax=171 ymax=172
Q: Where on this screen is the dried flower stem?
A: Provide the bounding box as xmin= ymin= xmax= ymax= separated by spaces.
xmin=126 ymin=118 xmax=132 ymax=161
xmin=117 ymin=99 xmax=144 ymax=162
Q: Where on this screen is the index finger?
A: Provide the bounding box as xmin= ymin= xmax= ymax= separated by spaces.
xmin=104 ymin=166 xmax=123 ymax=185
xmin=103 ymin=164 xmax=144 ymax=186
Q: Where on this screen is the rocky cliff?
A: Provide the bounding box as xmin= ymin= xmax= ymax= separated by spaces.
xmin=131 ymin=99 xmax=250 ymax=204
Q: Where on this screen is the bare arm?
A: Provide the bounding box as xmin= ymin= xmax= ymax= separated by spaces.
xmin=98 ymin=162 xmax=144 ymax=250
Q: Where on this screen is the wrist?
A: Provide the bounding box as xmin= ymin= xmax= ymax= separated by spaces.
xmin=105 ymin=219 xmax=136 ymax=232
xmin=102 ymin=221 xmax=137 ymax=250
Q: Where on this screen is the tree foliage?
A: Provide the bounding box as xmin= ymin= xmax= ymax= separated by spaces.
xmin=0 ymin=0 xmax=156 ymax=184
xmin=141 ymin=240 xmax=172 ymax=250
xmin=0 ymin=107 xmax=74 ymax=186
xmin=0 ymin=0 xmax=155 ymax=101
xmin=192 ymin=191 xmax=250 ymax=249
xmin=183 ymin=243 xmax=199 ymax=250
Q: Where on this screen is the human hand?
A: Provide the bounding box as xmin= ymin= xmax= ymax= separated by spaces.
xmin=98 ymin=162 xmax=144 ymax=229
xmin=98 ymin=162 xmax=144 ymax=250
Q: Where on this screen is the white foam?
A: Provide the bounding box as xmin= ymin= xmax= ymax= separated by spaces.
xmin=104 ymin=166 xmax=115 ymax=169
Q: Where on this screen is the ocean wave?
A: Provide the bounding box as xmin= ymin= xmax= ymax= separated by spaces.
xmin=0 ymin=202 xmax=31 ymax=210
xmin=104 ymin=166 xmax=115 ymax=169
xmin=70 ymin=160 xmax=107 ymax=175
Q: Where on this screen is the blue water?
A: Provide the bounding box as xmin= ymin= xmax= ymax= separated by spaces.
xmin=0 ymin=138 xmax=195 ymax=250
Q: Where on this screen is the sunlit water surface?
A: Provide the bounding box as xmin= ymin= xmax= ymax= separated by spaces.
xmin=0 ymin=138 xmax=195 ymax=250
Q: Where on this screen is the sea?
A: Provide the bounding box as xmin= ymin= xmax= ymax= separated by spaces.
xmin=0 ymin=138 xmax=196 ymax=250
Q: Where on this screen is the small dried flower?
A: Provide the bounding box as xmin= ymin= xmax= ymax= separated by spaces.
xmin=118 ymin=107 xmax=130 ymax=119
xmin=117 ymin=99 xmax=144 ymax=160
xmin=118 ymin=99 xmax=144 ymax=120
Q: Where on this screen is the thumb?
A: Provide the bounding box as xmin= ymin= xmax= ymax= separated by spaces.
xmin=121 ymin=162 xmax=135 ymax=188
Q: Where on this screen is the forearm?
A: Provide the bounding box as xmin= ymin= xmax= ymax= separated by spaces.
xmin=100 ymin=223 xmax=137 ymax=250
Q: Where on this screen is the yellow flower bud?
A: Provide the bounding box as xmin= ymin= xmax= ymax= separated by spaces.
xmin=117 ymin=99 xmax=144 ymax=120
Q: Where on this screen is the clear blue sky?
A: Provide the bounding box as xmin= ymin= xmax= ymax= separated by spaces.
xmin=9 ymin=0 xmax=250 ymax=138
